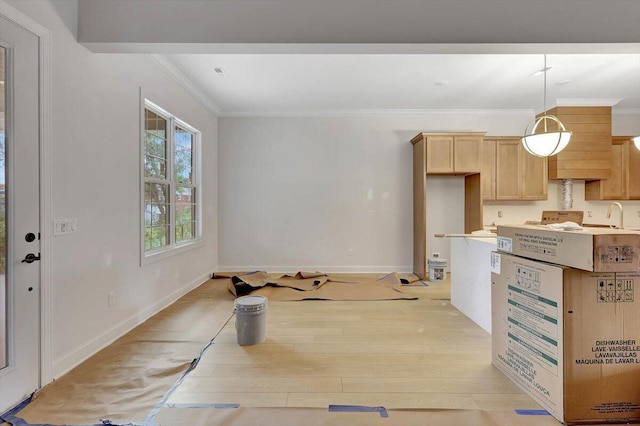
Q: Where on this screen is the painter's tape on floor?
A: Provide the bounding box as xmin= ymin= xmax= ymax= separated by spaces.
xmin=0 ymin=395 xmax=144 ymax=426
xmin=515 ymin=409 xmax=550 ymax=416
xmin=328 ymin=404 xmax=389 ymax=418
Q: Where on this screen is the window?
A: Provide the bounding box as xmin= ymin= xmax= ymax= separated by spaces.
xmin=142 ymin=100 xmax=201 ymax=263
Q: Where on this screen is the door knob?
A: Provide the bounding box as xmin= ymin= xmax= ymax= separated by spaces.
xmin=21 ymin=253 xmax=41 ymax=263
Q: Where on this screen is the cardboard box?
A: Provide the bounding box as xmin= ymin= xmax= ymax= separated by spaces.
xmin=497 ymin=224 xmax=640 ymax=272
xmin=491 ymin=252 xmax=640 ymax=424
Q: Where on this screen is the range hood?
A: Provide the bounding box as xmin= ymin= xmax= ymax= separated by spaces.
xmin=545 ymin=106 xmax=612 ymax=180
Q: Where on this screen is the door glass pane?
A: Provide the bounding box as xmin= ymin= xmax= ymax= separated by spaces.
xmin=0 ymin=47 xmax=7 ymax=369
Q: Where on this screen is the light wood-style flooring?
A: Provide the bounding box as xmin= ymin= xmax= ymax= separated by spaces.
xmin=168 ymin=279 xmax=543 ymax=413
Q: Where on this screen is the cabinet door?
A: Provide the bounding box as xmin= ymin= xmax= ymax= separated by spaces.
xmin=454 ymin=136 xmax=482 ymax=173
xmin=585 ymin=140 xmax=627 ymax=200
xmin=627 ymin=141 xmax=640 ymax=200
xmin=481 ymin=139 xmax=496 ymax=200
xmin=521 ymin=149 xmax=548 ymax=200
xmin=600 ymin=143 xmax=625 ymax=200
xmin=426 ymin=136 xmax=454 ymax=174
xmin=496 ymin=139 xmax=522 ymax=200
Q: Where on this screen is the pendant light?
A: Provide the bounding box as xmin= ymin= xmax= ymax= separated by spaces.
xmin=521 ymin=55 xmax=572 ymax=157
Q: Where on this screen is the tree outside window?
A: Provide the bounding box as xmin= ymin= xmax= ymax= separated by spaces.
xmin=142 ymin=101 xmax=200 ymax=259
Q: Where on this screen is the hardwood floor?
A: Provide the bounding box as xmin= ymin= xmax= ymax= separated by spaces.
xmin=10 ymin=274 xmax=559 ymax=425
xmin=168 ymin=279 xmax=543 ymax=414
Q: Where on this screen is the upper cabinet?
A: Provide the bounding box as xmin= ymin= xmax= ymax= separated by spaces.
xmin=411 ymin=133 xmax=484 ymax=175
xmin=482 ymin=138 xmax=548 ymax=201
xmin=546 ymin=106 xmax=612 ymax=180
xmin=585 ymin=136 xmax=640 ymax=200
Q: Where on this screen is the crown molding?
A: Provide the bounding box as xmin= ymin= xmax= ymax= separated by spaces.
xmin=219 ymin=108 xmax=533 ymax=118
xmin=148 ymin=54 xmax=221 ymax=116
xmin=555 ymin=98 xmax=623 ymax=107
xmin=613 ymin=108 xmax=640 ymax=115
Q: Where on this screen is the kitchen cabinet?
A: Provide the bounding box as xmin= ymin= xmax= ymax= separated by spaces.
xmin=481 ymin=139 xmax=496 ymax=200
xmin=585 ymin=136 xmax=640 ymax=200
xmin=410 ymin=132 xmax=484 ymax=279
xmin=482 ymin=138 xmax=548 ymax=201
xmin=411 ymin=133 xmax=483 ymax=174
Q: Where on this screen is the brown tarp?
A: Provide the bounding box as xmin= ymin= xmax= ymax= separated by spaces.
xmin=11 ymin=278 xmax=236 ymax=425
xmin=228 ymin=271 xmax=421 ymax=301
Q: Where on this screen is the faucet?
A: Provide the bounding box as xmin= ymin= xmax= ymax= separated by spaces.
xmin=606 ymin=202 xmax=623 ymax=229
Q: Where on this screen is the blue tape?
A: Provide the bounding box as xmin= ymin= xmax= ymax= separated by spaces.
xmin=163 ymin=403 xmax=239 ymax=409
xmin=0 ymin=394 xmax=145 ymax=426
xmin=515 ymin=409 xmax=550 ymax=416
xmin=0 ymin=394 xmax=34 ymax=425
xmin=328 ymin=405 xmax=389 ymax=418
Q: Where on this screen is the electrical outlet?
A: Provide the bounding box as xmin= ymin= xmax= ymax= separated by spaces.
xmin=498 ymin=211 xmax=503 ymax=218
xmin=348 ymin=248 xmax=353 ymax=256
xmin=588 ymin=211 xmax=593 ymax=218
xmin=108 ymin=292 xmax=115 ymax=307
xmin=637 ymin=210 xmax=640 ymax=218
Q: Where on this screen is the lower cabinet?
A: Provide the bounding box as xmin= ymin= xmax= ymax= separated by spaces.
xmin=482 ymin=138 xmax=548 ymax=201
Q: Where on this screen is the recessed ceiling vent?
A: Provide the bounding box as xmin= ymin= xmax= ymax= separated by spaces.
xmin=213 ymin=67 xmax=228 ymax=78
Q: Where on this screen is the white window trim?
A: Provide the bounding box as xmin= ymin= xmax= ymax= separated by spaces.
xmin=140 ymin=99 xmax=203 ymax=266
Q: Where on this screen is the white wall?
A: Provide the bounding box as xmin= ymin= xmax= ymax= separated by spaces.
xmin=219 ymin=112 xmax=640 ymax=273
xmin=218 ymin=113 xmax=529 ymax=272
xmin=7 ymin=0 xmax=219 ymax=378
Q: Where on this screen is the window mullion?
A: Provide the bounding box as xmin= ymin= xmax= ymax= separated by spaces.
xmin=168 ymin=116 xmax=176 ymax=248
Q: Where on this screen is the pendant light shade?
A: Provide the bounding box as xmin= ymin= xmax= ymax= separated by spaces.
xmin=522 ymin=115 xmax=572 ymax=157
xmin=522 ymin=55 xmax=572 ymax=157
xmin=633 ymin=136 xmax=640 ymax=151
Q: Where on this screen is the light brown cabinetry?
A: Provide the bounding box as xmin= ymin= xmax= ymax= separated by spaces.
xmin=585 ymin=136 xmax=640 ymax=200
xmin=411 ymin=132 xmax=484 ymax=279
xmin=412 ymin=133 xmax=483 ymax=174
xmin=482 ymin=138 xmax=548 ymax=201
xmin=481 ymin=139 xmax=496 ymax=200
xmin=545 ymin=106 xmax=612 ymax=180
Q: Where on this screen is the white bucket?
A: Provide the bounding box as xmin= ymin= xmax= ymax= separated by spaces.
xmin=428 ymin=258 xmax=447 ymax=282
xmin=234 ymin=295 xmax=268 ymax=346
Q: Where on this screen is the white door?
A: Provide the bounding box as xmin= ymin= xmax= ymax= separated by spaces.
xmin=0 ymin=14 xmax=41 ymax=411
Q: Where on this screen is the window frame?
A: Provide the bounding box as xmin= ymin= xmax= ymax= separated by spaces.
xmin=140 ymin=99 xmax=203 ymax=266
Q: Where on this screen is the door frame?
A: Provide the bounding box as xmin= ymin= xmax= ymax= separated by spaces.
xmin=0 ymin=0 xmax=53 ymax=387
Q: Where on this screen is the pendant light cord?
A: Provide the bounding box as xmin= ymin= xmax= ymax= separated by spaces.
xmin=543 ymin=54 xmax=547 ymax=133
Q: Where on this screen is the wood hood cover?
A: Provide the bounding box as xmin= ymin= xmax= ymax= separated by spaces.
xmin=545 ymin=106 xmax=612 ymax=180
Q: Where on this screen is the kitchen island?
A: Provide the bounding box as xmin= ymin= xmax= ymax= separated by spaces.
xmin=450 ymin=236 xmax=497 ymax=333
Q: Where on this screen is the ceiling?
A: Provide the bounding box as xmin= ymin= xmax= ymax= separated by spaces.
xmin=163 ymin=53 xmax=640 ymax=115
xmin=76 ymin=0 xmax=640 ymax=116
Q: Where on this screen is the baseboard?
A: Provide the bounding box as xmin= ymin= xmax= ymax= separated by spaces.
xmin=51 ymin=271 xmax=212 ymax=379
xmin=215 ymin=265 xmax=413 ymax=274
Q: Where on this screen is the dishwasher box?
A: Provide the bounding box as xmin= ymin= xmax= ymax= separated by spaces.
xmin=496 ymin=224 xmax=640 ymax=272
xmin=491 ymin=252 xmax=640 ymax=424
